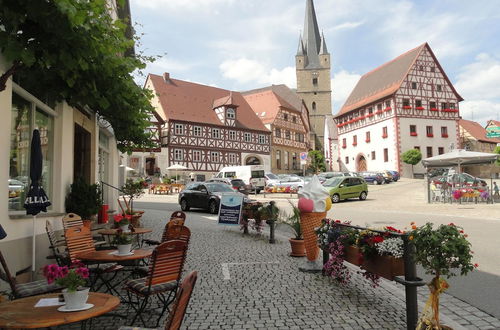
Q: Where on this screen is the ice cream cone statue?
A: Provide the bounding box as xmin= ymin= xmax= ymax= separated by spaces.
xmin=298 ymin=175 xmax=331 ymax=263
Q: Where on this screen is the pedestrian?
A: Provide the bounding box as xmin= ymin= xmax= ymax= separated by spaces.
xmin=493 ymin=182 xmax=499 ymax=201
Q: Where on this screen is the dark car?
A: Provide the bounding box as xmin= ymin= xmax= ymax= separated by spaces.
xmin=178 ymin=182 xmax=246 ymax=214
xmin=388 ymin=170 xmax=400 ymax=181
xmin=359 ymin=172 xmax=384 ymax=185
xmin=206 ymin=178 xmax=250 ymax=194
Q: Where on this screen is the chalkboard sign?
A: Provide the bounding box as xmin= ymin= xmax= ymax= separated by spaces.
xmin=218 ymin=194 xmax=244 ymax=225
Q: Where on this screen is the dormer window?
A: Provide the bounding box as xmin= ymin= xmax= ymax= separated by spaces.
xmin=226 ymin=108 xmax=235 ymax=119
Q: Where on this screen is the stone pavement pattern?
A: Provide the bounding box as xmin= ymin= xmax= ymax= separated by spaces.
xmin=57 ymin=204 xmax=500 ymax=329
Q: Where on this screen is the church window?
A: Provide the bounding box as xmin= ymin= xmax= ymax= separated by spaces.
xmin=312 ymin=78 xmax=318 ymax=86
xmin=312 ymin=102 xmax=316 ymax=111
xmin=411 ymin=82 xmax=417 ymax=89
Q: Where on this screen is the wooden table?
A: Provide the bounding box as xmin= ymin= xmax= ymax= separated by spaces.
xmin=97 ymin=228 xmax=152 ymax=248
xmin=0 ymin=292 xmax=119 ymax=329
xmin=75 ymin=248 xmax=152 ymax=262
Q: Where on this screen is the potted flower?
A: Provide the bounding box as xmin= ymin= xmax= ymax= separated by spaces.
xmin=119 ymin=179 xmax=146 ymax=227
xmin=65 ymin=178 xmax=102 ymax=228
xmin=43 ymin=261 xmax=90 ymax=310
xmin=279 ymin=202 xmax=304 ymax=257
xmin=409 ymin=222 xmax=476 ymax=330
xmin=113 ymin=214 xmax=132 ymax=232
xmin=112 ymin=229 xmax=133 ymax=255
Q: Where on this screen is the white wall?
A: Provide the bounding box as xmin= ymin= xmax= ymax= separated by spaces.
xmin=241 ymin=153 xmax=271 ymax=172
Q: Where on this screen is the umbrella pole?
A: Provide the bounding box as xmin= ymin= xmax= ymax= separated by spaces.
xmin=32 ymin=215 xmax=36 ymax=280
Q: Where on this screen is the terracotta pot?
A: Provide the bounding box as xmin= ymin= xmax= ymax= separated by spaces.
xmin=289 ymin=238 xmax=305 ymax=257
xmin=344 ymin=245 xmax=362 ymax=266
xmin=362 ymin=254 xmax=404 ymax=280
xmin=130 ymin=214 xmax=142 ymax=227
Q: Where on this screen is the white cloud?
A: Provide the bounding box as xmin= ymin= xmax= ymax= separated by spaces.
xmin=331 ymin=21 xmax=364 ymax=31
xmin=331 ymin=70 xmax=361 ymax=112
xmin=219 ymin=58 xmax=296 ymax=88
xmin=460 ymin=100 xmax=500 ymax=126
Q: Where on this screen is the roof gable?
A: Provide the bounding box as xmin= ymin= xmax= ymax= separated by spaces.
xmin=460 ymin=119 xmax=500 ymax=144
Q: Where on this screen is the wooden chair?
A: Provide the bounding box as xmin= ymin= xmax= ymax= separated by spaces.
xmin=0 ymin=250 xmax=61 ymax=299
xmin=45 ymin=220 xmax=69 ymax=266
xmin=169 ymin=211 xmax=186 ymax=225
xmin=125 ymin=240 xmax=188 ymax=327
xmin=62 ymin=213 xmax=83 ymax=230
xmin=143 ymin=212 xmax=187 ymax=246
xmin=119 ymin=271 xmax=198 ymax=330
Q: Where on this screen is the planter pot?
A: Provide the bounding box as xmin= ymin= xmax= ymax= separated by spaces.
xmin=120 ymin=224 xmax=130 ymax=233
xmin=289 ymin=238 xmax=305 ymax=257
xmin=98 ymin=205 xmax=109 ymax=224
xmin=344 ymin=245 xmax=362 ymax=266
xmin=117 ymin=244 xmax=132 ymax=255
xmin=62 ymin=288 xmax=89 ymax=310
xmin=130 ymin=214 xmax=142 ymax=227
xmin=362 ymin=254 xmax=404 ymax=280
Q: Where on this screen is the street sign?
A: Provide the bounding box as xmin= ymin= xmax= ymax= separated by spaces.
xmin=300 ymin=152 xmax=308 ymax=165
xmin=218 ymin=194 xmax=243 ymax=226
xmin=486 ymin=126 xmax=500 ymax=138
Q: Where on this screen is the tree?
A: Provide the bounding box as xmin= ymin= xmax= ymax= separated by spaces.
xmin=308 ymin=150 xmax=326 ymax=173
xmin=0 ymin=0 xmax=157 ymax=151
xmin=494 ymin=146 xmax=500 ymax=166
xmin=401 ymin=149 xmax=422 ymax=177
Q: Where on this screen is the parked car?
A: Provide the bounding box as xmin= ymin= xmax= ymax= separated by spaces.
xmin=378 ymin=171 xmax=392 ymax=184
xmin=179 ymin=182 xmax=247 ymax=214
xmin=267 ymin=174 xmax=305 ymax=189
xmin=387 ymin=170 xmax=400 ymax=181
xmin=323 ymin=177 xmax=368 ymax=203
xmin=432 ymin=173 xmax=487 ymax=187
xmin=359 ymin=172 xmax=384 ymax=185
xmin=265 ymin=172 xmax=280 ymax=187
xmin=206 ymin=178 xmax=250 ymax=194
xmin=213 ymin=165 xmax=266 ymax=193
xmin=317 ymin=172 xmax=345 ymax=184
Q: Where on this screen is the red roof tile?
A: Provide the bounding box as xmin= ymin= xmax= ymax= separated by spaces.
xmin=460 ymin=119 xmax=500 ymax=143
xmin=242 ymin=89 xmax=301 ymax=125
xmin=147 ymin=74 xmax=269 ymax=132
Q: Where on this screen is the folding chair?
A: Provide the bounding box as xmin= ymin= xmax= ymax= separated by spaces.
xmin=170 ymin=211 xmax=186 ymax=225
xmin=125 ymin=240 xmax=188 ymax=327
xmin=119 ymin=271 xmax=198 ymax=330
xmin=62 ymin=213 xmax=84 ymax=229
xmin=143 ymin=211 xmax=187 ymax=246
xmin=45 ymin=220 xmax=69 ymax=266
xmin=0 ymin=250 xmax=61 ymax=299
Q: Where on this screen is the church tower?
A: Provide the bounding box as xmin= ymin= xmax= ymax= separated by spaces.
xmin=296 ymin=0 xmax=332 ymax=151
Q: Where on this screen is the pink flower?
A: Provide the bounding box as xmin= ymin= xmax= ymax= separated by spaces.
xmin=76 ymin=267 xmax=90 ymax=279
xmin=46 ymin=272 xmax=56 ymax=284
xmin=58 ymin=266 xmax=69 ymax=278
xmin=71 ymin=261 xmax=85 ymax=269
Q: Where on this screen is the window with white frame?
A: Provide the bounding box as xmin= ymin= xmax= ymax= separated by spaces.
xmin=259 ymin=134 xmax=265 ymax=144
xmin=174 ymin=149 xmax=184 ymax=160
xmin=228 ymin=153 xmax=237 ymax=164
xmin=193 ymin=126 xmax=202 ymax=136
xmin=226 ymin=108 xmax=235 ymax=119
xmin=211 ymin=151 xmax=220 ymax=162
xmin=174 ymin=123 xmax=184 ymax=135
xmin=229 ymin=130 xmax=237 ymax=140
xmin=193 ymin=150 xmax=201 ymax=162
xmin=212 ymin=128 xmax=220 ymax=139
xmin=244 ymin=133 xmax=251 ymax=142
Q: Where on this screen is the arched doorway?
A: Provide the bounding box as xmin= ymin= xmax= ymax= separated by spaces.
xmin=245 ymin=156 xmax=261 ymax=165
xmin=356 ymin=155 xmax=367 ymax=172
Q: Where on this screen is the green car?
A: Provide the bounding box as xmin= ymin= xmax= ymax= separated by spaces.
xmin=323 ymin=177 xmax=368 ymax=203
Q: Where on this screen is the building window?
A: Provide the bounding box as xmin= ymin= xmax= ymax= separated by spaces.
xmin=259 ymin=134 xmax=266 ymax=144
xmin=384 ymin=148 xmax=389 ymax=162
xmin=441 ymin=126 xmax=448 ymax=137
xmin=430 ymin=101 xmax=436 ymax=109
xmin=430 ymin=67 xmax=435 ymax=72
xmin=244 ymin=133 xmax=251 ymax=142
xmin=410 ymin=125 xmax=417 ymax=136
xmin=382 ymin=126 xmax=388 ymax=138
xmin=414 ymin=146 xmax=420 ymax=151
xmin=193 ymin=126 xmax=202 ymax=136
xmin=9 ymin=93 xmax=54 ymax=212
xmin=438 ymin=147 xmax=444 ymax=155
xmin=371 ymin=151 xmax=376 ymax=160
xmin=283 ymin=113 xmax=288 ymax=121
xmin=212 ymin=128 xmax=220 ymax=139
xmin=411 ymin=82 xmax=417 ymax=89
xmin=436 ymin=85 xmax=442 ymax=92
xmin=342 ymin=138 xmax=346 ymax=148
xmin=229 ymin=130 xmax=237 ymax=140
xmin=368 ymin=107 xmax=373 ymax=114
xmin=345 ymin=156 xmax=349 ymax=164
xmin=174 ymin=123 xmax=184 ymax=135
xmin=285 ymin=130 xmax=291 ymax=139
xmin=275 ymin=128 xmax=281 ymax=138
xmin=211 ymin=151 xmax=220 ymax=163
xmin=366 ymin=131 xmax=371 ymax=143
xmin=385 ymin=100 xmax=391 ymax=108
xmin=415 ymin=99 xmax=422 ymax=108
xmin=193 ymin=150 xmax=201 ymax=162
xmin=353 ymin=135 xmax=357 ymax=146
xmin=426 ymin=126 xmax=433 ymax=137
xmin=292 ymin=116 xmax=297 ymax=123
xmin=449 ymin=103 xmax=455 ymax=109
xmin=426 ymin=147 xmax=433 ymax=158
xmin=312 ymin=102 xmax=316 ymax=111
xmin=292 ymin=153 xmax=298 ymax=170
xmin=226 ymin=108 xmax=235 ymax=119
xmin=284 ymin=151 xmax=289 ymax=170
xmin=174 ymin=149 xmax=184 ymax=161
xmin=377 ymin=104 xmax=382 ymax=111
xmin=228 ymin=153 xmax=237 ymax=164
xmin=312 ymin=78 xmax=318 ymax=86
xmin=441 ymin=102 xmax=447 ymax=110
xmin=276 ymin=150 xmax=281 ymax=169
xmin=403 ymin=99 xmax=410 ymax=107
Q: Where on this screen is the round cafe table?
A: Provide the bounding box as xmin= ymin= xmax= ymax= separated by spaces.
xmin=0 ymin=292 xmax=120 ymax=329
xmin=75 ymin=248 xmax=152 ymax=263
xmin=97 ymin=228 xmax=152 ymax=248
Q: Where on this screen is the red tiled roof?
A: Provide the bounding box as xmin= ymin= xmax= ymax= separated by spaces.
xmin=460 ymin=119 xmax=500 ymax=143
xmin=147 ymin=74 xmax=269 ymax=132
xmin=487 ymin=120 xmax=500 ymax=128
xmin=243 ymin=89 xmax=301 ymax=125
xmin=335 ymin=43 xmax=463 ymax=117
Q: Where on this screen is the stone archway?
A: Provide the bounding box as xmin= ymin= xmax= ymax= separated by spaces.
xmin=356 ymin=155 xmax=367 ymax=172
xmin=245 ymin=156 xmax=261 ymax=165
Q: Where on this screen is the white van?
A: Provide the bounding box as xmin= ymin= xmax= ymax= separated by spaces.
xmin=214 ymin=165 xmax=266 ymax=193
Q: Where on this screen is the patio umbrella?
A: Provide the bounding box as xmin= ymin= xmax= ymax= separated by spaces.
xmin=166 ymin=164 xmax=188 ymax=183
xmin=23 ymin=129 xmax=51 ymax=276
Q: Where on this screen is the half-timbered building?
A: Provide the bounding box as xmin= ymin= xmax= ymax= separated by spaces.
xmin=243 ymin=85 xmax=311 ymax=174
xmin=334 ymin=43 xmax=463 ymax=177
xmin=126 ymin=73 xmax=271 ymax=181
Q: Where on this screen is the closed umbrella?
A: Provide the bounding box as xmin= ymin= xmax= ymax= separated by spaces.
xmin=23 ymin=129 xmax=51 ymax=277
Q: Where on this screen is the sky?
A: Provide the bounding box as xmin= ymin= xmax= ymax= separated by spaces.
xmin=130 ymin=0 xmax=500 ymax=126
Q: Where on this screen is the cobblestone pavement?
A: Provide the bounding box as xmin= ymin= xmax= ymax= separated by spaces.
xmin=58 ymin=202 xmax=500 ymax=329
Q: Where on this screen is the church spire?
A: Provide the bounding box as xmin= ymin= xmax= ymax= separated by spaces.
xmin=319 ymin=32 xmax=328 ymax=55
xmin=297 ymin=35 xmax=305 ymax=56
xmin=302 ymin=0 xmax=322 ymax=68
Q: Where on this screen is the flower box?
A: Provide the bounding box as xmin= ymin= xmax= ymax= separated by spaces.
xmin=384 ymin=107 xmax=392 ymax=111
xmin=430 ymin=108 xmax=439 ymax=112
xmin=365 ymin=139 xmax=370 ymax=143
xmin=352 ymin=143 xmax=357 ymax=146
xmin=376 ymin=110 xmax=383 ymax=115
xmin=343 ymin=246 xmax=362 ymax=266
xmin=427 ymin=134 xmax=434 ymax=137
xmin=361 ymin=255 xmax=405 ymax=280
xmin=366 ymin=113 xmax=374 ymax=117
xmin=403 ymin=106 xmax=412 ymax=109
xmin=442 ymin=134 xmax=448 ymax=138
xmin=410 ymin=132 xmax=418 ymax=136
xmin=342 ymin=145 xmax=347 ymax=149
xmin=382 ymin=134 xmax=388 ymax=139
xmin=416 ymin=106 xmax=425 ymax=110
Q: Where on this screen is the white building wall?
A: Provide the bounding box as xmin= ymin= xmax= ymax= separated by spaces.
xmin=339 ymin=118 xmax=399 ymax=172
xmin=242 ymin=153 xmax=271 ymax=172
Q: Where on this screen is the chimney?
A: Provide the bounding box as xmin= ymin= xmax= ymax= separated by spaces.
xmin=163 ymin=72 xmax=170 ymax=83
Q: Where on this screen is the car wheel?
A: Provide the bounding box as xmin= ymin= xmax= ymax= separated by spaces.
xmin=180 ymin=199 xmax=190 ymax=211
xmin=331 ymin=194 xmax=340 ymax=203
xmin=209 ymin=200 xmax=218 ymax=214
xmin=359 ymin=191 xmax=367 ymax=201
xmin=256 ymin=189 xmax=261 ymax=194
